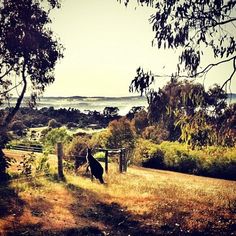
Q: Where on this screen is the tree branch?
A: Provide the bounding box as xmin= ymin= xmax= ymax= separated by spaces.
xmin=0 ymin=65 xmax=14 ymax=80
xmin=0 ymin=81 xmax=23 ymax=96
xmin=151 ymin=56 xmax=236 ymax=83
xmin=0 ymin=61 xmax=27 ymax=130
xmin=214 ymin=18 xmax=236 ymax=27
xmin=193 ymin=55 xmax=236 ymax=78
xmin=221 ymin=57 xmax=236 ymax=89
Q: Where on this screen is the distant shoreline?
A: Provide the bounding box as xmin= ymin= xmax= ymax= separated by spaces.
xmin=12 ymin=95 xmax=145 ymax=99
xmin=3 ymin=96 xmax=148 ymax=116
xmin=11 ymin=93 xmax=236 ymax=99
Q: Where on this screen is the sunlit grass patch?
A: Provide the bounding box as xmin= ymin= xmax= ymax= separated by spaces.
xmin=1 ymin=150 xmax=236 ymax=235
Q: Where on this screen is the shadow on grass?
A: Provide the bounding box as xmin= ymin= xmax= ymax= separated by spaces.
xmin=64 ymin=182 xmax=158 ymax=236
xmin=45 ymin=174 xmax=158 ymax=235
xmin=57 ymin=180 xmax=236 ymax=236
xmin=0 ymin=183 xmax=25 ymax=218
xmin=3 ymin=174 xmax=236 ymax=236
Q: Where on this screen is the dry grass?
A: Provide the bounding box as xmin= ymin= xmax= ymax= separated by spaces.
xmin=0 ymin=150 xmax=236 ymax=235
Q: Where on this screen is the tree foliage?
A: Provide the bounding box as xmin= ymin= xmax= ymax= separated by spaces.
xmin=0 ymin=0 xmax=63 ymax=120
xmin=120 ymin=0 xmax=236 ymax=148
xmin=0 ymin=0 xmax=63 ymax=180
xmin=139 ymin=78 xmax=234 ymax=146
xmin=120 ymin=0 xmax=236 ymax=96
xmin=107 ymin=117 xmax=136 ymax=149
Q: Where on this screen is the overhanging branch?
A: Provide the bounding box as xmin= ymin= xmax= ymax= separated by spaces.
xmin=0 ymin=65 xmax=14 ymax=80
xmin=193 ymin=55 xmax=236 ymax=78
xmin=150 ymin=55 xmax=236 ymax=88
xmin=0 ymin=61 xmax=27 ymax=129
xmin=0 ymin=81 xmax=23 ymax=96
xmin=221 ymin=57 xmax=236 ymax=89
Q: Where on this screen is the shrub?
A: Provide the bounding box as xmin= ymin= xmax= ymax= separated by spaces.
xmin=142 ymin=149 xmax=164 ymax=169
xmin=66 ymin=122 xmax=78 ymax=129
xmin=10 ymin=120 xmax=27 ymax=131
xmin=90 ymin=130 xmax=111 ymax=149
xmin=94 ymin=152 xmax=106 ymax=162
xmin=142 ymin=125 xmax=169 ymax=144
xmin=48 ymin=119 xmax=61 ymax=128
xmin=202 ymin=155 xmax=236 ymax=180
xmin=132 ymin=140 xmax=236 ymax=180
xmin=36 ymin=155 xmax=50 ymax=175
xmin=42 ymin=128 xmax=71 ymax=153
xmin=64 ymin=135 xmax=92 ymax=168
xmin=17 ymin=153 xmax=36 ymax=177
xmin=175 ymin=152 xmax=199 ymax=174
xmin=107 ymin=117 xmax=136 ymax=149
xmin=131 ymin=110 xmax=149 ymax=135
xmin=133 ymin=138 xmax=164 ymax=167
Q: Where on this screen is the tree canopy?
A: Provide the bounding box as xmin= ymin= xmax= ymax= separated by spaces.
xmin=0 ymin=0 xmax=63 ymax=128
xmin=121 ymin=0 xmax=236 ymax=93
xmin=0 ymin=0 xmax=63 ymax=181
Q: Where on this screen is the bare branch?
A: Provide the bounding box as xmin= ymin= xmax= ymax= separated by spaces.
xmin=150 ymin=56 xmax=236 ymax=85
xmin=214 ymin=18 xmax=236 ymax=27
xmin=0 ymin=81 xmax=23 ymax=96
xmin=221 ymin=57 xmax=236 ymax=89
xmin=0 ymin=65 xmax=14 ymax=80
xmin=193 ymin=55 xmax=236 ymax=78
xmin=1 ymin=61 xmax=27 ymax=129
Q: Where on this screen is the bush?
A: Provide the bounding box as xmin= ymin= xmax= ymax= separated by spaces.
xmin=94 ymin=152 xmax=106 ymax=162
xmin=10 ymin=120 xmax=27 ymax=131
xmin=131 ymin=110 xmax=148 ymax=134
xmin=42 ymin=128 xmax=71 ymax=153
xmin=36 ymin=155 xmax=50 ymax=175
xmin=64 ymin=135 xmax=92 ymax=168
xmin=48 ymin=119 xmax=61 ymax=128
xmin=133 ymin=139 xmax=164 ymax=167
xmin=66 ymin=122 xmax=78 ymax=129
xmin=132 ymin=140 xmax=236 ymax=180
xmin=142 ymin=149 xmax=164 ymax=169
xmin=107 ymin=117 xmax=136 ymax=149
xmin=90 ymin=130 xmax=111 ymax=149
xmin=142 ymin=125 xmax=169 ymax=144
xmin=175 ymin=152 xmax=199 ymax=174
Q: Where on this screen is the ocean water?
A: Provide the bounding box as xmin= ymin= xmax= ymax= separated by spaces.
xmin=3 ymin=95 xmax=236 ymax=116
xmin=6 ymin=96 xmax=148 ymax=116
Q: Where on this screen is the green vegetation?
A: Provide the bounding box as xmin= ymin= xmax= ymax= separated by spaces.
xmin=133 ymin=139 xmax=236 ymax=180
xmin=130 ymin=79 xmax=236 ymax=147
xmin=42 ymin=128 xmax=71 ymax=154
xmin=0 ymin=0 xmax=63 ymax=181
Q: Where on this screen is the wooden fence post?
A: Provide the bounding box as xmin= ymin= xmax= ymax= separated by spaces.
xmin=119 ymin=150 xmax=123 ymax=173
xmin=105 ymin=150 xmax=108 ymax=174
xmin=123 ymin=149 xmax=127 ymax=172
xmin=57 ymin=142 xmax=64 ymax=180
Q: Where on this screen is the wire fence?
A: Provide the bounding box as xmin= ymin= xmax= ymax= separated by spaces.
xmin=7 ymin=144 xmax=43 ymax=153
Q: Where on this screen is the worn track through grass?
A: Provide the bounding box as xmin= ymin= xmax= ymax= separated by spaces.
xmin=0 ymin=150 xmax=236 ymax=235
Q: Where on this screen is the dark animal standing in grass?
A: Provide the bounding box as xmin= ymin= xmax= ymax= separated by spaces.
xmin=86 ymin=148 xmax=104 ymax=184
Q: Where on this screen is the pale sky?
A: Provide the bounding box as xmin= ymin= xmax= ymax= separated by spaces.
xmin=42 ymin=0 xmax=236 ymax=97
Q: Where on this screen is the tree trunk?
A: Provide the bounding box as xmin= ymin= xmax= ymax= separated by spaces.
xmin=0 ymin=62 xmax=27 ymax=182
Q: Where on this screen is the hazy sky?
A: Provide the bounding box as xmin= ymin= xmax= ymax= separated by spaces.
xmin=42 ymin=0 xmax=236 ymax=97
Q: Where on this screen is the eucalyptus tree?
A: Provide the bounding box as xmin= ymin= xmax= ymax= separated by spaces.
xmin=120 ymin=0 xmax=236 ymax=144
xmin=0 ymin=0 xmax=63 ymax=181
xmin=121 ymin=0 xmax=236 ymax=93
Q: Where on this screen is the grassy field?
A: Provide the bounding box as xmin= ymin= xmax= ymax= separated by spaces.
xmin=0 ymin=150 xmax=236 ymax=235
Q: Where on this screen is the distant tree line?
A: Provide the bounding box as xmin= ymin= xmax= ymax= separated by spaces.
xmin=2 ymin=106 xmax=122 ymax=134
